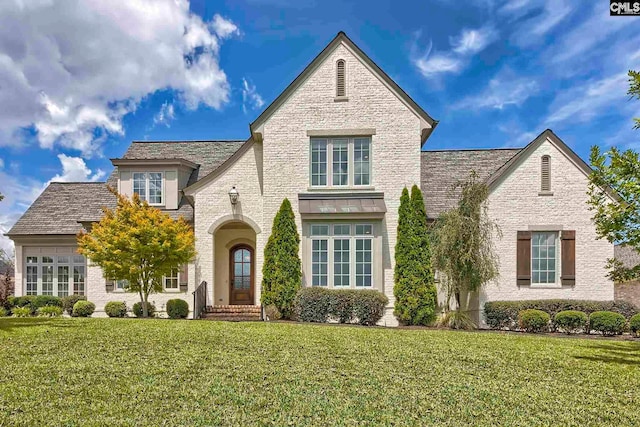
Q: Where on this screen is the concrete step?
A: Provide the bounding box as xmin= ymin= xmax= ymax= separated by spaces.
xmin=201 ymin=313 xmax=262 ymax=322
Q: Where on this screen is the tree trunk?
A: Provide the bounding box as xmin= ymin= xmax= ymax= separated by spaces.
xmin=142 ymin=292 xmax=149 ymax=318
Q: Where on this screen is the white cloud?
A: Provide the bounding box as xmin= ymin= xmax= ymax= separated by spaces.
xmin=502 ymin=0 xmax=573 ymax=46
xmin=411 ymin=26 xmax=497 ymax=78
xmin=0 ymin=0 xmax=239 ymax=156
xmin=0 ymin=154 xmax=105 ymax=253
xmin=241 ymin=78 xmax=265 ymax=114
xmin=454 ymin=69 xmax=539 ymax=110
xmin=0 ymin=158 xmax=4 ymax=169
xmin=153 ymin=102 xmax=175 ymax=127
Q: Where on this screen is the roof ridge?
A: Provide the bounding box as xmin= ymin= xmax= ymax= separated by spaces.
xmin=130 ymin=139 xmax=246 ymax=144
xmin=49 ymin=181 xmax=107 ymax=184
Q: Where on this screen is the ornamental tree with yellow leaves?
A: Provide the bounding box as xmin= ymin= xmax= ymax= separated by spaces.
xmin=77 ymin=190 xmax=196 ymax=317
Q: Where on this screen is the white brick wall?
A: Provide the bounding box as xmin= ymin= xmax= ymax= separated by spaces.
xmin=481 ymin=137 xmax=614 ymax=326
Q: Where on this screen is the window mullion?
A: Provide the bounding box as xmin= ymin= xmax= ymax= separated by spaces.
xmin=328 ymin=237 xmax=334 ymax=288
xmin=327 ymin=140 xmax=333 ymax=187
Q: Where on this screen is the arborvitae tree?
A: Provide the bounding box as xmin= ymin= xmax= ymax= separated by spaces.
xmin=393 ymin=185 xmax=437 ymax=325
xmin=261 ymin=198 xmax=302 ymax=319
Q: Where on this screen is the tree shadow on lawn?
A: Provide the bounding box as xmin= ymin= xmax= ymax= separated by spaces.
xmin=0 ymin=318 xmax=80 ymax=333
xmin=574 ymin=342 xmax=640 ymax=367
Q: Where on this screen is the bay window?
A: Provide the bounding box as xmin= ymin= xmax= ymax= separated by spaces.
xmin=310 ymin=223 xmax=374 ymax=288
xmin=310 ymin=137 xmax=371 ymax=187
xmin=24 ymin=255 xmax=86 ymax=296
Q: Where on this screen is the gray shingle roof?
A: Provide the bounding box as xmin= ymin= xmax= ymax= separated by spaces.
xmin=107 ymin=140 xmax=245 ymax=187
xmin=7 ymin=183 xmax=116 ymax=236
xmin=421 ymin=148 xmax=521 ymax=219
xmin=614 ymin=245 xmax=640 ymax=269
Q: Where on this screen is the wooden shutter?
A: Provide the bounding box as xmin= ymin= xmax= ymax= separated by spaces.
xmin=561 ymin=230 xmax=576 ymax=286
xmin=541 ymin=155 xmax=551 ymax=191
xmin=179 ymin=264 xmax=188 ymax=292
xmin=336 ymin=60 xmax=346 ymax=97
xmin=517 ymin=231 xmax=531 ymax=286
xmin=105 ymin=279 xmax=114 ymax=292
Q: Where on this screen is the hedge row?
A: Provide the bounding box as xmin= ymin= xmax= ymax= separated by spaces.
xmin=517 ymin=309 xmax=631 ymax=336
xmin=484 ymin=299 xmax=639 ymax=330
xmin=294 ymin=288 xmax=388 ymax=326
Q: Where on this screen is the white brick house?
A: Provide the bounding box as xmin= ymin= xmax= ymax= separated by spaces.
xmin=6 ymin=32 xmax=615 ymax=325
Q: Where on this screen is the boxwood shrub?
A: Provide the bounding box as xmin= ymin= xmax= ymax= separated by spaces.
xmin=37 ymin=306 xmax=63 ymax=317
xmin=72 ymin=300 xmax=96 ymax=317
xmin=294 ymin=288 xmax=388 ymax=326
xmin=518 ymin=309 xmax=550 ymax=333
xmin=485 ymin=299 xmax=639 ymax=330
xmin=554 ymin=310 xmax=588 ymax=334
xmin=33 ymin=295 xmax=63 ymax=309
xmin=133 ymin=302 xmax=156 ymax=318
xmin=62 ymin=295 xmax=87 ymax=315
xmin=105 ymin=301 xmax=128 ymax=318
xmin=629 ymin=313 xmax=640 ymax=338
xmin=589 ymin=311 xmax=626 ymax=336
xmin=166 ymin=299 xmax=189 ymax=319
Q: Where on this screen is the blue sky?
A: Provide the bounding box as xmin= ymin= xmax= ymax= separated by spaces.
xmin=0 ymin=0 xmax=639 ymax=252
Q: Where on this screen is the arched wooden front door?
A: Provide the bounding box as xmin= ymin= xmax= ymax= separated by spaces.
xmin=229 ymin=245 xmax=254 ymax=305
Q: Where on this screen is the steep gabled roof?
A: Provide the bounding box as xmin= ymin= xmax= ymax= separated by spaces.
xmin=249 ymin=31 xmax=437 ymax=144
xmin=421 ymin=148 xmax=521 ymax=219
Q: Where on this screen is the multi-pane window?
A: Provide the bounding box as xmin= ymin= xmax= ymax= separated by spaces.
xmin=310 ymin=137 xmax=371 ymax=187
xmin=532 ymin=232 xmax=558 ymax=284
xmin=163 ymin=269 xmax=179 ymax=291
xmin=133 ymin=172 xmax=163 ymax=205
xmin=24 ymin=255 xmax=86 ymax=296
xmin=310 ymin=223 xmax=374 ymax=289
xmin=115 ymin=279 xmax=128 ymax=291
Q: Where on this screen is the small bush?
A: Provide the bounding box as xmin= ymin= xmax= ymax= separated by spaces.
xmin=11 ymin=296 xmax=37 ymax=314
xmin=133 ymin=301 xmax=156 ymax=318
xmin=12 ymin=306 xmax=32 ymax=317
xmin=518 ymin=309 xmax=550 ymax=333
xmin=294 ymin=288 xmax=388 ymax=326
xmin=105 ymin=301 xmax=127 ymax=318
xmin=72 ymin=300 xmax=95 ymax=317
xmin=33 ymin=295 xmax=63 ymax=309
xmin=554 ymin=310 xmax=588 ymax=334
xmin=264 ymin=304 xmax=281 ymax=321
xmin=37 ymin=306 xmax=63 ymax=317
xmin=166 ymin=299 xmax=189 ymax=319
xmin=62 ymin=295 xmax=86 ymax=315
xmin=0 ymin=307 xmax=7 ymax=317
xmin=630 ymin=314 xmax=640 ymax=337
xmin=589 ymin=311 xmax=626 ymax=336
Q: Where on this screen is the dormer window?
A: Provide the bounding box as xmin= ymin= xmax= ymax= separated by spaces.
xmin=133 ymin=172 xmax=164 ymax=205
xmin=336 ymin=59 xmax=346 ymax=97
xmin=541 ymin=155 xmax=551 ymax=192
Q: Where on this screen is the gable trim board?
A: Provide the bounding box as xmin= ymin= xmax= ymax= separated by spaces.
xmin=249 ymin=32 xmax=438 ymax=144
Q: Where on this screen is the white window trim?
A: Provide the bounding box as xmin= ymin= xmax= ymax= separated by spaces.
xmin=309 ymin=137 xmax=372 ymax=189
xmin=310 ymin=223 xmax=374 ymax=289
xmin=530 ymin=231 xmax=561 ymax=288
xmin=24 ymin=255 xmax=86 ymax=297
xmin=133 ymin=171 xmax=165 ymax=206
xmin=163 ymin=270 xmax=181 ymax=292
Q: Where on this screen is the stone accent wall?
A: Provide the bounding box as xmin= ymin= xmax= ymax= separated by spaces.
xmin=615 ymin=281 xmax=640 ymax=307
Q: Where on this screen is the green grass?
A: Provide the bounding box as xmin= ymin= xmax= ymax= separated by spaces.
xmin=1 ymin=319 xmax=639 ymax=426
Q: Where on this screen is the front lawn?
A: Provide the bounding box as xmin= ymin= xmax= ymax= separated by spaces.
xmin=1 ymin=319 xmax=639 ymax=426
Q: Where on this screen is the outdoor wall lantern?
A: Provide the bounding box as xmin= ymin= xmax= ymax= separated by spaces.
xmin=228 ymin=186 xmax=239 ymax=205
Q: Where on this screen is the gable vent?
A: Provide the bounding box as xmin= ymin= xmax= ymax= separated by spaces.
xmin=541 ymin=155 xmax=551 ymax=191
xmin=336 ymin=59 xmax=346 ymax=97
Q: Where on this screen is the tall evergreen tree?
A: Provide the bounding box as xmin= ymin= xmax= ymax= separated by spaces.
xmin=261 ymin=198 xmax=302 ymax=319
xmin=393 ymin=185 xmax=437 ymax=325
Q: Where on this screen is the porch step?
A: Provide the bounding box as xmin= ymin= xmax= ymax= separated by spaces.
xmin=202 ymin=305 xmax=262 ymax=321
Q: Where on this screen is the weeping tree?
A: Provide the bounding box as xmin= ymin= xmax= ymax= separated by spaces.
xmin=431 ymin=171 xmax=501 ymax=328
xmin=393 ymin=185 xmax=437 ymax=325
xmin=261 ymin=198 xmax=302 ymax=319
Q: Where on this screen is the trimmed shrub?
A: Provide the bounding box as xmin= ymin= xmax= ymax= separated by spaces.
xmin=37 ymin=306 xmax=63 ymax=317
xmin=10 ymin=296 xmax=37 ymax=314
xmin=166 ymin=299 xmax=189 ymax=319
xmin=484 ymin=299 xmax=640 ymax=330
xmin=72 ymin=300 xmax=95 ymax=317
xmin=261 ymin=199 xmax=302 ymax=319
xmin=105 ymin=301 xmax=127 ymax=318
xmin=0 ymin=307 xmax=7 ymax=317
xmin=294 ymin=288 xmax=388 ymax=326
xmin=33 ymin=295 xmax=63 ymax=309
xmin=133 ymin=302 xmax=156 ymax=318
xmin=554 ymin=310 xmax=588 ymax=334
xmin=518 ymin=309 xmax=550 ymax=333
xmin=12 ymin=306 xmax=31 ymax=317
xmin=589 ymin=311 xmax=626 ymax=336
xmin=630 ymin=313 xmax=640 ymax=337
xmin=62 ymin=295 xmax=87 ymax=315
